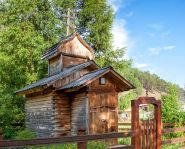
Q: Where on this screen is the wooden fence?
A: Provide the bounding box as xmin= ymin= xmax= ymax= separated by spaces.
xmin=118 ymin=122 xmax=185 ymax=147
xmin=1 ymin=97 xmax=184 ymax=149
xmin=0 ymin=132 xmax=134 ymax=149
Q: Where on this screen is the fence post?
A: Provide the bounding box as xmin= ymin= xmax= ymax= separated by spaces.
xmin=77 ymin=142 xmax=87 ymax=149
xmin=77 ymin=128 xmax=87 ymax=149
xmin=0 ymin=128 xmax=2 ymax=140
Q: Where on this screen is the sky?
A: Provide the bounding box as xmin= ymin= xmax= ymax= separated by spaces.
xmin=109 ymin=0 xmax=185 ymax=88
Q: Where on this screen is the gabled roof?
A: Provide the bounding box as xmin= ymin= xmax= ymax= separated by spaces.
xmin=15 ymin=61 xmax=98 ymax=94
xmin=41 ymin=32 xmax=94 ymax=60
xmin=58 ymin=67 xmax=135 ymax=92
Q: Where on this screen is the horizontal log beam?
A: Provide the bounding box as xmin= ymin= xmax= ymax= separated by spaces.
xmin=0 ymin=132 xmax=134 ymax=147
xmin=162 ymin=137 xmax=185 ymax=145
xmin=162 ymin=127 xmax=185 ymax=134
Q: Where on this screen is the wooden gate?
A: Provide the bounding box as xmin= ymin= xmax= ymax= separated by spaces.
xmin=131 ymin=97 xmax=161 ymax=149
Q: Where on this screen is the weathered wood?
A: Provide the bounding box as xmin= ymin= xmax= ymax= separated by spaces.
xmin=49 ymin=56 xmax=61 ymax=76
xmin=71 ymin=92 xmax=88 ymax=135
xmin=0 ymin=132 xmax=133 ymax=147
xmin=53 ymin=94 xmax=71 ymax=137
xmin=25 ymin=95 xmax=54 ymax=138
xmin=63 ymin=55 xmax=87 ymax=68
xmin=162 ymin=127 xmax=185 ymax=134
xmin=53 ymin=67 xmax=93 ymax=89
xmin=162 ymin=137 xmax=185 ymax=145
xmin=131 ymin=97 xmax=161 ymax=149
xmin=58 ymin=35 xmax=94 ymax=60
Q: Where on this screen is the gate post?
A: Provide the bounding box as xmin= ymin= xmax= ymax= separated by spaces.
xmin=155 ymin=100 xmax=161 ymax=148
xmin=131 ymin=100 xmax=140 ymax=149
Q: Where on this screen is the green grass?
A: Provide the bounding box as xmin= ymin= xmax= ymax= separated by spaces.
xmin=162 ymin=143 xmax=184 ymax=149
xmin=20 ymin=141 xmax=107 ymax=149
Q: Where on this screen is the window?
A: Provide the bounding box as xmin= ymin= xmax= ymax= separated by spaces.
xmin=49 ymin=60 xmax=60 ymax=75
xmin=99 ymin=77 xmax=106 ymax=85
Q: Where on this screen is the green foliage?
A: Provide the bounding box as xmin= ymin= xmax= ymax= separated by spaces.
xmin=16 ymin=129 xmax=36 ymax=139
xmin=161 ymin=84 xmax=185 ymax=125
xmin=119 ymin=91 xmax=137 ymax=110
xmin=78 ymin=0 xmax=114 ymax=54
xmin=87 ymin=141 xmax=107 ymax=149
xmin=118 ymin=138 xmax=131 ymax=145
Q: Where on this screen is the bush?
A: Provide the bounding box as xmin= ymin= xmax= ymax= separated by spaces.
xmin=16 ymin=129 xmax=36 ymax=139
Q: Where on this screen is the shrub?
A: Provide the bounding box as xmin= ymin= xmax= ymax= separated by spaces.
xmin=16 ymin=129 xmax=36 ymax=139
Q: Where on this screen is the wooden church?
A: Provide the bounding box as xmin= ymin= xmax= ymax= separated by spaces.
xmin=16 ymin=32 xmax=134 ymax=138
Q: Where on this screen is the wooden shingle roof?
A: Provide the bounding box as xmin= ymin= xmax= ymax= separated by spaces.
xmin=15 ymin=61 xmax=98 ymax=94
xmin=58 ymin=67 xmax=135 ymax=92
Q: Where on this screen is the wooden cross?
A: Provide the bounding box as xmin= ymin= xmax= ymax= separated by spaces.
xmin=61 ymin=8 xmax=76 ymax=35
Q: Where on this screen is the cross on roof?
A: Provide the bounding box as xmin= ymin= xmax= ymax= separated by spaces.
xmin=61 ymin=8 xmax=76 ymax=36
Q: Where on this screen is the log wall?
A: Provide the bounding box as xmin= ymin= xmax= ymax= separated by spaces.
xmin=71 ymin=92 xmax=88 ymax=135
xmin=25 ymin=94 xmax=54 ymax=137
xmin=52 ymin=94 xmax=71 ymax=137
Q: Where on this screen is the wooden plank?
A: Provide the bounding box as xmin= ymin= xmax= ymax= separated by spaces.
xmin=162 ymin=127 xmax=185 ymax=134
xmin=153 ymin=119 xmax=156 ymax=148
xmin=0 ymin=132 xmax=133 ymax=147
xmin=162 ymin=137 xmax=185 ymax=145
xmin=146 ymin=120 xmax=150 ymax=149
xmin=149 ymin=120 xmax=153 ymax=149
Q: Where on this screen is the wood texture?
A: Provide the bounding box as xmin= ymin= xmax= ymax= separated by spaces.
xmin=53 ymin=67 xmax=94 ymax=89
xmin=71 ymin=92 xmax=88 ymax=135
xmin=0 ymin=132 xmax=133 ymax=148
xmin=49 ymin=56 xmax=61 ymax=76
xmin=87 ymin=75 xmax=118 ymax=145
xmin=25 ymin=95 xmax=54 ymax=138
xmin=63 ymin=55 xmax=87 ymax=68
xmin=52 ymin=94 xmax=71 ymax=137
xmin=131 ymin=97 xmax=161 ymax=149
xmin=58 ymin=36 xmax=94 ymax=60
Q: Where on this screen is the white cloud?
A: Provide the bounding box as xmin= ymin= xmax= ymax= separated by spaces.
xmin=148 ymin=45 xmax=176 ymax=55
xmin=163 ymin=45 xmax=176 ymax=50
xmin=109 ymin=0 xmax=135 ymax=59
xmin=125 ymin=11 xmax=134 ymax=17
xmin=134 ymin=62 xmax=149 ymax=69
xmin=148 ymin=47 xmax=161 ymax=55
xmin=108 ymin=0 xmax=123 ymax=12
xmin=148 ymin=23 xmax=164 ymax=31
xmin=160 ymin=31 xmax=170 ymax=39
xmin=112 ymin=19 xmax=128 ymax=49
xmin=111 ymin=18 xmax=135 ymax=59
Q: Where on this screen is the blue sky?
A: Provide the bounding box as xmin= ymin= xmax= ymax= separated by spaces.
xmin=109 ymin=0 xmax=185 ymax=88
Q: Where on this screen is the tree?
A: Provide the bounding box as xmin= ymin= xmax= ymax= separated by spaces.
xmin=161 ymin=84 xmax=185 ymax=125
xmin=0 ymin=0 xmax=115 ymax=138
